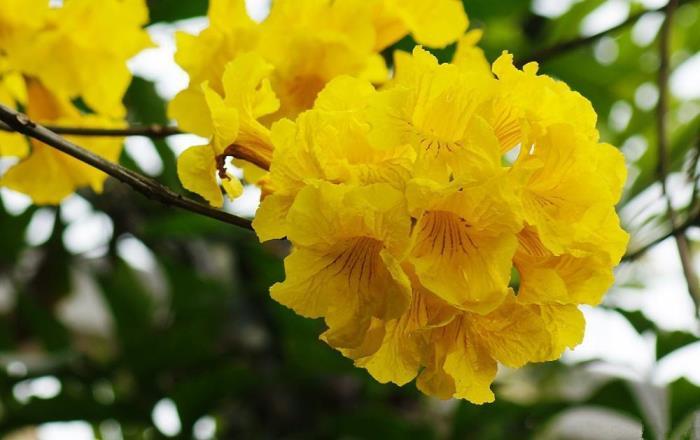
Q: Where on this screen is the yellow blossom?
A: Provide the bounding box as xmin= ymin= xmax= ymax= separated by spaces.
xmin=9 ymin=0 xmax=151 ymax=117
xmin=515 ymin=124 xmax=628 ymax=262
xmin=253 ymin=76 xmax=415 ymax=242
xmin=514 ymin=227 xmax=616 ymax=306
xmin=482 ymin=53 xmax=599 ymax=153
xmin=177 ymin=53 xmax=279 ymax=207
xmin=270 ymin=182 xmax=413 ymax=348
xmin=405 ymin=173 xmax=523 ymax=314
xmin=367 ymin=47 xmax=497 ymax=180
xmin=1 ymin=82 xmax=124 ymax=205
xmin=372 ymin=0 xmax=469 ymax=50
xmin=0 ymin=0 xmax=150 ymax=204
xmin=344 ymin=275 xmax=583 ymax=403
xmin=168 ymin=0 xmax=258 ymax=137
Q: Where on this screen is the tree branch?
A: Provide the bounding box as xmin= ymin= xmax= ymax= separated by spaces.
xmin=654 ymin=0 xmax=700 ymax=316
xmin=521 ymin=0 xmax=698 ymax=66
xmin=623 ymin=206 xmax=700 ymax=262
xmin=0 ymin=120 xmax=181 ymax=138
xmin=0 ymin=104 xmax=253 ymax=231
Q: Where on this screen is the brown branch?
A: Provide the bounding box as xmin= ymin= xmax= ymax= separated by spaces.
xmin=0 ymin=104 xmax=253 ymax=231
xmin=655 ymin=0 xmax=700 ymax=316
xmin=0 ymin=120 xmax=181 ymax=138
xmin=521 ymin=0 xmax=698 ymax=66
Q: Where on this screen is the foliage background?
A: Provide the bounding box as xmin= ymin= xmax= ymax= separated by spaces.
xmin=1 ymin=0 xmax=700 ymax=438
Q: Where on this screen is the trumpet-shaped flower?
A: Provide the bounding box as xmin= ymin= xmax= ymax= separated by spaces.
xmin=168 ymin=0 xmax=258 ymax=137
xmin=483 ymin=53 xmax=599 ymax=153
xmin=253 ymin=76 xmax=415 ymax=241
xmin=515 ymin=124 xmax=628 ymax=262
xmin=1 ymin=82 xmax=124 ymax=205
xmin=344 ymin=275 xmax=584 ymax=403
xmin=0 ymin=0 xmax=149 ymax=204
xmin=177 ymin=53 xmax=279 ymax=207
xmin=271 ymin=182 xmax=412 ymax=348
xmin=368 ymin=47 xmax=496 ymax=179
xmin=10 ymin=0 xmax=151 ymax=117
xmin=515 ymin=227 xmax=615 ymax=306
xmin=406 ymin=171 xmax=523 ymax=314
xmin=372 ymin=0 xmax=469 ymax=50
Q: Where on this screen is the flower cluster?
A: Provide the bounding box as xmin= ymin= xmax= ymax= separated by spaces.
xmin=170 ymin=0 xmax=468 ymax=207
xmin=252 ymin=47 xmax=629 ymax=403
xmin=0 ymin=0 xmax=151 ymax=204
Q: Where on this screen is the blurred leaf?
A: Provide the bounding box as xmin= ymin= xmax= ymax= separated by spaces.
xmin=322 ymin=403 xmax=434 ymax=439
xmin=96 ymin=260 xmax=154 ymax=356
xmin=15 ymin=292 xmax=70 ymax=351
xmin=670 ymin=410 xmax=700 ymax=440
xmin=670 ymin=379 xmax=700 ymax=432
xmin=657 ymin=331 xmax=699 ymax=360
xmin=170 ymin=363 xmax=258 ymax=427
xmin=614 ymin=308 xmax=657 ymax=334
xmin=147 ymin=0 xmax=208 ymax=24
xmin=0 ymin=205 xmax=35 ymax=267
xmin=124 ymin=77 xmax=180 ymax=187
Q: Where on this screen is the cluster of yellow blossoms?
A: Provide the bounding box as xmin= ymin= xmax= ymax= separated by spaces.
xmin=245 ymin=46 xmax=628 ymax=402
xmin=0 ymin=0 xmax=150 ymax=204
xmin=172 ymin=0 xmax=628 ymax=402
xmin=171 ymin=0 xmax=468 ymax=207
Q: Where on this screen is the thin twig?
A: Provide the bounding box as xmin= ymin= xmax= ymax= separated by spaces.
xmin=0 ymin=104 xmax=253 ymax=231
xmin=0 ymin=120 xmax=181 ymax=138
xmin=623 ymin=206 xmax=700 ymax=261
xmin=655 ymin=0 xmax=700 ymax=316
xmin=521 ymin=0 xmax=698 ymax=66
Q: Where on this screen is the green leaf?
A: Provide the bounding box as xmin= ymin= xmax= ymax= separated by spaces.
xmin=670 ymin=379 xmax=700 ymax=431
xmin=657 ymin=331 xmax=699 ymax=360
xmin=124 ymin=76 xmax=180 ymax=187
xmin=147 ymin=0 xmax=208 ymax=24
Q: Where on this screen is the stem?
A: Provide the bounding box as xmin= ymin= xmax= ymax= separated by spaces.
xmin=0 ymin=120 xmax=181 ymax=137
xmin=623 ymin=206 xmax=700 ymax=261
xmin=0 ymin=104 xmax=253 ymax=231
xmin=521 ymin=0 xmax=698 ymax=66
xmin=655 ymin=0 xmax=700 ymax=316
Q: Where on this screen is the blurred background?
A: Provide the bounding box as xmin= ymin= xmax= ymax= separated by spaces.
xmin=1 ymin=0 xmax=700 ymax=438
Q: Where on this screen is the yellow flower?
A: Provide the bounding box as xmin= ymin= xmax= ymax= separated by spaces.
xmin=177 ymin=53 xmax=279 ymax=207
xmin=515 ymin=124 xmax=628 ymax=262
xmin=373 ymin=0 xmax=469 ymax=50
xmin=168 ymin=0 xmax=258 ymax=137
xmin=416 ymin=298 xmax=582 ymax=403
xmin=1 ymin=82 xmax=124 ymax=205
xmin=483 ymin=53 xmax=599 ymax=153
xmin=257 ymin=0 xmax=387 ymax=120
xmin=271 ymin=182 xmax=412 ymax=349
xmin=9 ymin=0 xmax=151 ymax=117
xmin=514 ymin=227 xmax=616 ymax=306
xmin=405 ymin=171 xmax=523 ymax=314
xmin=367 ymin=47 xmax=496 ymax=180
xmin=253 ymin=76 xmax=415 ymax=241
xmin=344 ymin=274 xmax=583 ymax=403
